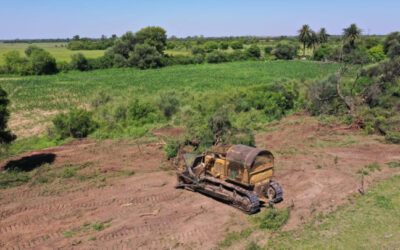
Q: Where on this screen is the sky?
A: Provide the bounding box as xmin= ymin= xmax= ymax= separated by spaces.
xmin=1 ymin=0 xmax=400 ymax=39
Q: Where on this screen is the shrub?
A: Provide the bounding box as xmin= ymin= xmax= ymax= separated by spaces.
xmin=383 ymin=32 xmax=400 ymax=54
xmin=57 ymin=61 xmax=70 ymax=73
xmin=245 ymin=81 xmax=300 ymax=120
xmin=306 ymin=74 xmax=345 ymax=115
xmin=246 ymin=45 xmax=261 ymax=58
xmin=135 ymin=26 xmax=167 ymax=54
xmin=264 ymin=46 xmax=273 ymax=55
xmin=191 ymin=46 xmax=205 ymax=55
xmin=25 ymin=45 xmax=43 ymax=57
xmin=165 ymin=139 xmax=180 ymax=159
xmin=3 ymin=50 xmax=29 ymax=75
xmin=367 ymin=45 xmax=386 ymax=62
xmin=70 ymin=53 xmax=89 ymax=71
xmin=343 ymin=47 xmax=371 ymax=65
xmin=204 ymin=41 xmax=219 ymax=52
xmin=386 ymin=132 xmax=400 ymax=144
xmin=206 ymin=51 xmax=229 ymax=63
xmin=230 ymin=41 xmax=243 ymax=50
xmin=29 ymin=49 xmax=58 ymax=75
xmin=313 ymin=43 xmax=333 ymax=61
xmin=228 ymin=50 xmax=249 ymax=61
xmin=272 ymin=42 xmax=298 ymax=60
xmin=53 ymin=109 xmax=98 ymax=138
xmin=126 ymin=99 xmax=157 ymax=125
xmin=128 ymin=44 xmax=163 ymax=69
xmin=0 ymin=86 xmax=16 ymax=144
xmin=219 ymin=41 xmax=229 ymax=50
xmin=208 ymin=106 xmax=232 ymax=142
xmin=156 ymin=91 xmax=179 ymax=119
xmin=193 ymin=54 xmax=205 ymax=64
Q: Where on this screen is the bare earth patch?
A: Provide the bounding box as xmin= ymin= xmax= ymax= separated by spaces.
xmin=0 ymin=115 xmax=399 ymax=249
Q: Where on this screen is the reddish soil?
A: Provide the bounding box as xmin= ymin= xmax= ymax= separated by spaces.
xmin=0 ymin=115 xmax=399 ymax=249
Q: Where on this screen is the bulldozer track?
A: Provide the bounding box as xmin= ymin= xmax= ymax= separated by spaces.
xmin=0 ymin=191 xmax=179 ymax=221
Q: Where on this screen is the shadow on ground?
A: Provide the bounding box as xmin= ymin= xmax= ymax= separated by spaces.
xmin=3 ymin=153 xmax=56 ymax=171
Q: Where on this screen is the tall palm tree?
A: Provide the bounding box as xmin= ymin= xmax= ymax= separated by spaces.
xmin=343 ymin=24 xmax=361 ymax=48
xmin=308 ymin=31 xmax=319 ymax=52
xmin=298 ymin=24 xmax=312 ymax=57
xmin=318 ymin=28 xmax=328 ymax=43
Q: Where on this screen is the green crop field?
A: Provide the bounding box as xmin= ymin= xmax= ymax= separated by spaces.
xmin=0 ymin=42 xmax=104 ymax=64
xmin=0 ymin=60 xmax=339 ymax=113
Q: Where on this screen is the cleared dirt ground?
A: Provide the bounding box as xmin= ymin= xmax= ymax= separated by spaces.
xmin=1 ymin=116 xmax=399 ymax=249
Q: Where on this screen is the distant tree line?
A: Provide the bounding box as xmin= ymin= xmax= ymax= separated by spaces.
xmin=67 ymin=35 xmax=117 ymax=50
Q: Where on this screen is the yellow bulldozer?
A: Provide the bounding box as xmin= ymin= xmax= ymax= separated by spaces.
xmin=176 ymin=144 xmax=283 ymax=214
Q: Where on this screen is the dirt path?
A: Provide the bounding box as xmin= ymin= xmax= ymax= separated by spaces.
xmin=0 ymin=116 xmax=399 ymax=249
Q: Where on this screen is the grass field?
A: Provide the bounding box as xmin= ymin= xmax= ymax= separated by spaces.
xmin=0 ymin=60 xmax=339 ymax=113
xmin=266 ymin=175 xmax=400 ymax=249
xmin=0 ymin=42 xmax=104 ymax=64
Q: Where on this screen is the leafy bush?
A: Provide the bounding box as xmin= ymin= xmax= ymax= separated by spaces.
xmin=70 ymin=53 xmax=89 ymax=71
xmin=230 ymin=41 xmax=243 ymax=50
xmin=306 ymin=74 xmax=345 ymax=115
xmin=135 ymin=26 xmax=167 ymax=54
xmin=246 ymin=45 xmax=261 ymax=59
xmin=343 ymin=47 xmax=371 ymax=65
xmin=3 ymin=50 xmax=30 ymax=75
xmin=0 ymin=86 xmax=16 ymax=144
xmin=204 ymin=41 xmax=219 ymax=52
xmin=264 ymin=46 xmax=273 ymax=55
xmin=228 ymin=50 xmax=249 ymax=61
xmin=191 ymin=46 xmax=205 ymax=55
xmin=383 ymin=32 xmax=400 ymax=55
xmin=53 ymin=109 xmax=98 ymax=138
xmin=219 ymin=41 xmax=229 ymax=50
xmin=165 ymin=139 xmax=180 ymax=159
xmin=272 ymin=42 xmax=298 ymax=60
xmin=156 ymin=91 xmax=179 ymax=119
xmin=126 ymin=99 xmax=157 ymax=125
xmin=367 ymin=45 xmax=386 ymax=62
xmin=206 ymin=51 xmax=229 ymax=63
xmin=244 ymin=81 xmax=300 ymax=120
xmin=29 ymin=49 xmax=58 ymax=75
xmin=128 ymin=44 xmax=163 ymax=69
xmin=313 ymin=43 xmax=333 ymax=61
xmin=208 ymin=106 xmax=232 ymax=142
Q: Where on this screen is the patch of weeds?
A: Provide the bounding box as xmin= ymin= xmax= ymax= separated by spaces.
xmin=119 ymin=169 xmax=135 ymax=176
xmin=59 ymin=168 xmax=77 ymax=178
xmin=365 ymin=162 xmax=382 ymax=172
xmin=0 ymin=170 xmax=30 ymax=189
xmin=91 ymin=219 xmax=112 ymax=231
xmin=88 ymin=237 xmax=96 ymax=241
xmin=63 ymin=230 xmax=76 ymax=238
xmin=247 ymin=240 xmax=263 ymax=250
xmin=218 ymin=227 xmax=254 ymax=248
xmin=334 ymin=156 xmax=338 ymax=165
xmin=386 ymin=161 xmax=400 ymax=168
xmin=315 ymin=165 xmax=323 ymax=169
xmin=250 ymin=208 xmax=290 ymax=231
xmin=356 ymin=169 xmax=369 ymax=175
xmin=375 ymin=195 xmax=394 ymax=209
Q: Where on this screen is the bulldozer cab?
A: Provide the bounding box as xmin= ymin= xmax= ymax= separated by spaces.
xmin=226 ymin=144 xmax=274 ymax=185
